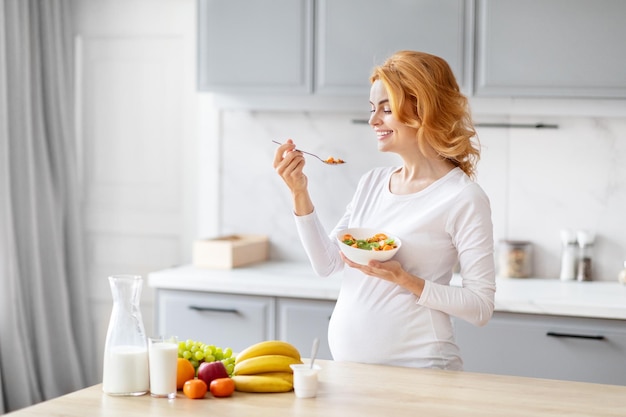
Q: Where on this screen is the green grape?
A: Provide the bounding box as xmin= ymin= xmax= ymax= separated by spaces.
xmin=224 ymin=362 xmax=235 ymax=376
xmin=213 ymin=347 xmax=223 ymax=360
xmin=177 ymin=339 xmax=236 ymax=371
xmin=223 ymin=347 xmax=233 ymax=359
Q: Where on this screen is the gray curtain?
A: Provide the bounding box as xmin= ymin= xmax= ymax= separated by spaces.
xmin=0 ymin=0 xmax=96 ymax=413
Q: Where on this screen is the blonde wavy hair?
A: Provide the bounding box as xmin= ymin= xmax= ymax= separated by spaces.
xmin=370 ymin=50 xmax=480 ymax=179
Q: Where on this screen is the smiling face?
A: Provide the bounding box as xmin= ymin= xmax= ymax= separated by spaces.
xmin=368 ymin=79 xmax=419 ymax=154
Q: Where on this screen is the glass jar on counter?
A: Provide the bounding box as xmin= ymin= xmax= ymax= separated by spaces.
xmin=498 ymin=240 xmax=533 ymax=278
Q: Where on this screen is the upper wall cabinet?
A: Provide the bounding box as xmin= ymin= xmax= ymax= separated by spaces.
xmin=197 ymin=0 xmax=470 ymax=97
xmin=197 ymin=0 xmax=314 ymax=94
xmin=315 ymin=0 xmax=470 ymax=96
xmin=474 ymin=0 xmax=626 ymax=98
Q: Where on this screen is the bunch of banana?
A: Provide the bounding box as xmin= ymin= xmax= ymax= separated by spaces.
xmin=232 ymin=340 xmax=302 ymax=393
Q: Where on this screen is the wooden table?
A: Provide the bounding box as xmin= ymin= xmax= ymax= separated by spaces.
xmin=6 ymin=360 xmax=626 ymax=416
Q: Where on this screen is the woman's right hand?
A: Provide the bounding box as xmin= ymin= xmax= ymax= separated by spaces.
xmin=273 ymin=139 xmax=308 ymax=193
xmin=273 ymin=139 xmax=315 ymax=216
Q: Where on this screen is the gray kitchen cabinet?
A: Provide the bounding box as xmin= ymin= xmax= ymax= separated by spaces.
xmin=276 ymin=298 xmax=335 ymax=361
xmin=197 ymin=0 xmax=470 ymax=96
xmin=155 ymin=288 xmax=336 ymax=359
xmin=197 ymin=0 xmax=313 ymax=94
xmin=199 ymin=0 xmax=626 ymax=100
xmin=315 ymin=0 xmax=470 ymax=96
xmin=155 ymin=290 xmax=275 ymax=353
xmin=454 ymin=312 xmax=626 ymax=385
xmin=474 ymin=0 xmax=626 ymax=98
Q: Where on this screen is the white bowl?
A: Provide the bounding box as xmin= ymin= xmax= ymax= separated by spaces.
xmin=336 ymin=228 xmax=401 ymax=265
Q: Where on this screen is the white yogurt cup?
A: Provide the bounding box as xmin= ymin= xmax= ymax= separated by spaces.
xmin=290 ymin=364 xmax=321 ymax=398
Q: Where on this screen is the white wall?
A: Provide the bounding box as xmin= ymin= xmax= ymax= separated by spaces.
xmin=202 ymin=102 xmax=626 ymax=282
xmin=73 ymin=0 xmax=198 ymax=382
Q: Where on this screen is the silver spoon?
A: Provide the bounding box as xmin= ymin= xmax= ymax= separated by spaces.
xmin=272 ymin=140 xmax=346 ymax=165
xmin=309 ymin=337 xmax=320 ymax=369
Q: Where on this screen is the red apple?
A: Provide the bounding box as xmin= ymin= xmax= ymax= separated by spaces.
xmin=197 ymin=361 xmax=229 ymax=386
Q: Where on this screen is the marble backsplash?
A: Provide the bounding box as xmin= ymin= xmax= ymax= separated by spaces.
xmin=214 ymin=108 xmax=626 ymax=282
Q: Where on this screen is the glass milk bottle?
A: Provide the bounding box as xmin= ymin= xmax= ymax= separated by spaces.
xmin=102 ymin=275 xmax=149 ymax=396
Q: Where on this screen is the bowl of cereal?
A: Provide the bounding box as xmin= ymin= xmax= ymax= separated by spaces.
xmin=336 ymin=228 xmax=401 ymax=265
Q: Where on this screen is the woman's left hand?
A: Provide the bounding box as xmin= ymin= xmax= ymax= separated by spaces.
xmin=339 ymin=252 xmax=426 ymax=296
xmin=339 ymin=252 xmax=404 ymax=283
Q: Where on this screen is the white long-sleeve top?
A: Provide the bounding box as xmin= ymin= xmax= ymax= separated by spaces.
xmin=294 ymin=167 xmax=496 ymax=370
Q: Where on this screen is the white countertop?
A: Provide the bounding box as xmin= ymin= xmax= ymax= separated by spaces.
xmin=148 ymin=262 xmax=342 ymax=300
xmin=148 ymin=261 xmax=626 ymax=320
xmin=493 ymin=277 xmax=626 ymax=319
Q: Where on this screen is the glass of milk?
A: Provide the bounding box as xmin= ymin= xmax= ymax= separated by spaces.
xmin=148 ymin=336 xmax=179 ymax=399
xmin=290 ymin=364 xmax=321 ymax=398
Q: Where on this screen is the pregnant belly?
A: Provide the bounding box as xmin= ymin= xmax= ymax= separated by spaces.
xmin=327 ymin=289 xmax=458 ymax=368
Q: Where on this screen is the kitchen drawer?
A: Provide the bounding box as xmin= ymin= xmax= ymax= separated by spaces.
xmin=155 ymin=290 xmax=275 ymax=353
xmin=277 ymin=298 xmax=335 ymax=361
xmin=455 ymin=312 xmax=626 ymax=385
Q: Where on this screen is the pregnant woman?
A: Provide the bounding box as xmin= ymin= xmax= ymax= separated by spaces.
xmin=273 ymin=50 xmax=496 ymax=370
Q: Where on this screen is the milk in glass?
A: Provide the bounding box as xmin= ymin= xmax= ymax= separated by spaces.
xmin=148 ymin=338 xmax=178 ymax=398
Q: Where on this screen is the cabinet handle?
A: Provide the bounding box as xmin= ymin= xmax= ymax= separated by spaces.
xmin=188 ymin=305 xmax=240 ymax=314
xmin=475 ymin=122 xmax=559 ymax=129
xmin=546 ymin=331 xmax=605 ymax=340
